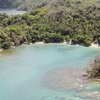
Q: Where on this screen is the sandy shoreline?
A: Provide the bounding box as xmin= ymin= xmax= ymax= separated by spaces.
xmin=90 ymin=43 xmax=100 ymax=48
xmin=0 ymin=49 xmax=3 ymax=52
xmin=34 ymin=42 xmax=100 ymax=48
xmin=34 ymin=42 xmax=45 ymax=45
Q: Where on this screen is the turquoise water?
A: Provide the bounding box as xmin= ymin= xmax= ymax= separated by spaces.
xmin=0 ymin=9 xmax=26 ymax=15
xmin=0 ymin=44 xmax=100 ymax=100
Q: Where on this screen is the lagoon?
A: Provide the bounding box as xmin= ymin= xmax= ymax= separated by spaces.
xmin=0 ymin=9 xmax=26 ymax=15
xmin=0 ymin=44 xmax=100 ymax=100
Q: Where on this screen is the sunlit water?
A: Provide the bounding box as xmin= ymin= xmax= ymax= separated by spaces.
xmin=0 ymin=44 xmax=100 ymax=100
xmin=0 ymin=9 xmax=26 ymax=15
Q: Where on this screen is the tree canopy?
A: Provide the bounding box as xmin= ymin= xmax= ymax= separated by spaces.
xmin=0 ymin=0 xmax=100 ymax=49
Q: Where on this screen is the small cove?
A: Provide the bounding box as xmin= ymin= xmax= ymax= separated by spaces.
xmin=0 ymin=9 xmax=26 ymax=15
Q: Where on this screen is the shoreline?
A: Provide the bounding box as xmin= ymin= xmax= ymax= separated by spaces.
xmin=0 ymin=42 xmax=99 ymax=53
xmin=34 ymin=42 xmax=45 ymax=45
xmin=90 ymin=43 xmax=100 ymax=48
xmin=33 ymin=42 xmax=100 ymax=48
xmin=0 ymin=48 xmax=3 ymax=52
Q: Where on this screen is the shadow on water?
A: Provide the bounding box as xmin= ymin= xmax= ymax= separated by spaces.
xmin=0 ymin=45 xmax=27 ymax=57
xmin=0 ymin=49 xmax=16 ymax=56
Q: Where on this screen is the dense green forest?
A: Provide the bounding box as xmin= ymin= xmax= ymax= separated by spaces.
xmin=0 ymin=0 xmax=100 ymax=49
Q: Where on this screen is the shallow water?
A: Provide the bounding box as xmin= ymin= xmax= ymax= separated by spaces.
xmin=0 ymin=9 xmax=26 ymax=15
xmin=0 ymin=44 xmax=100 ymax=100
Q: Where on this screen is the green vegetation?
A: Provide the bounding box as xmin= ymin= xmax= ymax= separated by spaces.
xmin=87 ymin=57 xmax=100 ymax=79
xmin=0 ymin=0 xmax=100 ymax=49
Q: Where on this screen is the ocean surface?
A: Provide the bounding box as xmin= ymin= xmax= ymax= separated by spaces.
xmin=0 ymin=9 xmax=26 ymax=15
xmin=0 ymin=44 xmax=100 ymax=100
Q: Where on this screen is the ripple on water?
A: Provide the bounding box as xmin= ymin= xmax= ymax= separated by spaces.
xmin=76 ymin=82 xmax=100 ymax=100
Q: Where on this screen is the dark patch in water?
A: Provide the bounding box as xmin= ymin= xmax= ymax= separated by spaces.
xmin=42 ymin=67 xmax=89 ymax=91
xmin=42 ymin=67 xmax=100 ymax=100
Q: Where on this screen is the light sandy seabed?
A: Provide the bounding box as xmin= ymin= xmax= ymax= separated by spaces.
xmin=42 ymin=67 xmax=100 ymax=99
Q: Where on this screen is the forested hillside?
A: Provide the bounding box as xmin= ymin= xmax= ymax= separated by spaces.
xmin=0 ymin=0 xmax=100 ymax=49
xmin=0 ymin=0 xmax=100 ymax=10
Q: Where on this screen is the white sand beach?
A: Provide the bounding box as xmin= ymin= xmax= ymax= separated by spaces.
xmin=90 ymin=43 xmax=100 ymax=48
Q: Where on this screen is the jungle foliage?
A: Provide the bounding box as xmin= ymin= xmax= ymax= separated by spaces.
xmin=0 ymin=0 xmax=100 ymax=49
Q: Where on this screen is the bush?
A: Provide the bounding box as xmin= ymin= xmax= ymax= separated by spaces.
xmin=87 ymin=57 xmax=100 ymax=79
xmin=44 ymin=33 xmax=64 ymax=43
xmin=1 ymin=42 xmax=11 ymax=49
xmin=64 ymin=35 xmax=70 ymax=42
xmin=84 ymin=36 xmax=92 ymax=47
xmin=72 ymin=34 xmax=92 ymax=46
